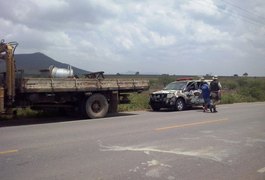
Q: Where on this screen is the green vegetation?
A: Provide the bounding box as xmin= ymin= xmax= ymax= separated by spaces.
xmin=118 ymin=93 xmax=150 ymax=112
xmin=0 ymin=108 xmax=41 ymax=120
xmin=221 ymin=77 xmax=265 ymax=104
xmin=15 ymin=108 xmax=40 ymax=117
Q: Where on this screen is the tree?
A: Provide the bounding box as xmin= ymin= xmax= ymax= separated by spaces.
xmin=158 ymin=75 xmax=175 ymax=86
xmin=243 ymin=72 xmax=248 ymax=77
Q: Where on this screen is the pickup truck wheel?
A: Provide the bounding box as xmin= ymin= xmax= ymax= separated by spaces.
xmin=150 ymin=104 xmax=160 ymax=111
xmin=176 ymin=98 xmax=185 ymax=111
xmin=85 ymin=94 xmax=109 ymax=119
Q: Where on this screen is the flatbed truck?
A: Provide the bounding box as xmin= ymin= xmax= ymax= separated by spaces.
xmin=0 ymin=40 xmax=149 ymax=118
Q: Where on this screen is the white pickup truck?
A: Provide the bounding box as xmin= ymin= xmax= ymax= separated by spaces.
xmin=149 ymin=78 xmax=211 ymax=111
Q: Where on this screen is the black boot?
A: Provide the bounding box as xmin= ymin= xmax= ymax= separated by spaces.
xmin=209 ymin=105 xmax=213 ymax=112
xmin=213 ymin=106 xmax=217 ymax=113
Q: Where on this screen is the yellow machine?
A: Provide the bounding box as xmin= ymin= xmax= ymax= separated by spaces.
xmin=0 ymin=40 xmax=18 ymax=114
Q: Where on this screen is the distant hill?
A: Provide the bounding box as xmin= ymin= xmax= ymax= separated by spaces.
xmin=0 ymin=52 xmax=89 ymax=76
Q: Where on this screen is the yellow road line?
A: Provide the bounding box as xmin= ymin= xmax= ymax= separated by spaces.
xmin=155 ymin=118 xmax=229 ymax=131
xmin=0 ymin=149 xmax=18 ymax=155
xmin=257 ymin=167 xmax=265 ymax=173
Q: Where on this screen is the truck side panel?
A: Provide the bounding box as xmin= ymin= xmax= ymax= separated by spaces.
xmin=19 ymin=78 xmax=149 ymax=93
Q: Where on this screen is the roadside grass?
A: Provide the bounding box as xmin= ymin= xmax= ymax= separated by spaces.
xmin=0 ymin=108 xmax=41 ymax=120
xmin=221 ymin=77 xmax=265 ymax=103
xmin=15 ymin=108 xmax=40 ymax=117
xmin=10 ymin=108 xmax=69 ymax=119
xmin=118 ymin=93 xmax=150 ymax=112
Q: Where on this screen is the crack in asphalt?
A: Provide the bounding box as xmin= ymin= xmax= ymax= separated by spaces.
xmin=99 ymin=142 xmax=225 ymax=162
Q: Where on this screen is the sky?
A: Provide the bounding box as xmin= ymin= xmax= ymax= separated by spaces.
xmin=1 ymin=0 xmax=265 ymax=76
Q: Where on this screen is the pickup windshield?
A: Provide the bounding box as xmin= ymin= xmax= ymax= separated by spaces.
xmin=163 ymin=82 xmax=187 ymax=90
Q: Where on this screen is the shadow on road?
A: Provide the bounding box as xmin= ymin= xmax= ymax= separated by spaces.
xmin=147 ymin=106 xmax=203 ymax=112
xmin=0 ymin=112 xmax=137 ymax=127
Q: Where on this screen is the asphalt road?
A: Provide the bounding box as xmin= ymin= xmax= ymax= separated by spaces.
xmin=1 ymin=102 xmax=265 ymax=180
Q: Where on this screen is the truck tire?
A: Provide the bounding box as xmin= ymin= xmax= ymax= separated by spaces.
xmin=176 ymin=98 xmax=185 ymax=111
xmin=84 ymin=93 xmax=109 ymax=119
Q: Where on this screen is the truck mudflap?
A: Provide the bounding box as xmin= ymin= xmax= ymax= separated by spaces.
xmin=0 ymin=87 xmax=4 ymax=113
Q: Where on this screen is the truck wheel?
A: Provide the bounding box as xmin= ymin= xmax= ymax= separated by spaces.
xmin=176 ymin=98 xmax=185 ymax=111
xmin=84 ymin=94 xmax=109 ymax=119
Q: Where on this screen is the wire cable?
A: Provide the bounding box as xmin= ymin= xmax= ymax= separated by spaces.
xmin=219 ymin=0 xmax=265 ymax=25
xmin=192 ymin=0 xmax=265 ymax=27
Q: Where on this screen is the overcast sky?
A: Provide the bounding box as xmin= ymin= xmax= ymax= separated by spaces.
xmin=1 ymin=0 xmax=265 ymax=76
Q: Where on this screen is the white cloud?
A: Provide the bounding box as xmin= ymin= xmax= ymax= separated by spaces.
xmin=190 ymin=21 xmax=231 ymax=43
xmin=149 ymin=32 xmax=176 ymax=47
xmin=31 ymin=0 xmax=68 ymax=9
xmin=181 ymin=0 xmax=220 ymax=17
xmin=0 ymin=0 xmax=265 ymax=76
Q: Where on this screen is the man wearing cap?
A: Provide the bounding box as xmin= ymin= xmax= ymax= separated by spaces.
xmin=210 ymin=75 xmax=222 ymax=112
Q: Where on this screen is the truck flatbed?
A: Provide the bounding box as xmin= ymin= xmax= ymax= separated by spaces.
xmin=19 ymin=77 xmax=150 ymax=93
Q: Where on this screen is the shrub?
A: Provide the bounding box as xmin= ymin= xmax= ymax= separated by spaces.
xmin=221 ymin=93 xmax=236 ymax=104
xmin=157 ymin=75 xmax=176 ymax=87
xmin=118 ymin=93 xmax=150 ymax=112
xmin=16 ymin=108 xmax=39 ymax=117
xmin=237 ymin=78 xmax=248 ymax=88
xmin=223 ymin=81 xmax=238 ymax=90
xmin=249 ymin=87 xmax=265 ymax=101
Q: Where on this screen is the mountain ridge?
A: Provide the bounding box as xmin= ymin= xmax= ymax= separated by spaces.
xmin=12 ymin=52 xmax=89 ymax=75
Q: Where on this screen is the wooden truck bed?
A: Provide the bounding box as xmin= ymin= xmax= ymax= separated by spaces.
xmin=18 ymin=78 xmax=150 ymax=93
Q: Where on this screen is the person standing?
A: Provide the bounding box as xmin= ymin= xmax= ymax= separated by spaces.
xmin=200 ymin=80 xmax=211 ymax=112
xmin=210 ymin=75 xmax=222 ymax=112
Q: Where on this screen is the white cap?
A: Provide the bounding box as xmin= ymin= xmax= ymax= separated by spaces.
xmin=212 ymin=75 xmax=218 ymax=80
